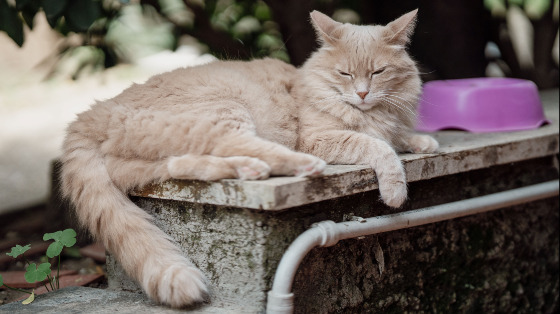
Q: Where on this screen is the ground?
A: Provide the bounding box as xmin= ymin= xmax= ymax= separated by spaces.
xmin=0 ymin=204 xmax=108 ymax=306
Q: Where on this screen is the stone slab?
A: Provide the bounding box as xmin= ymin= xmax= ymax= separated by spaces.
xmin=0 ymin=286 xmax=254 ymax=314
xmin=111 ymin=156 xmax=559 ymax=313
xmin=131 ymin=90 xmax=559 ymax=210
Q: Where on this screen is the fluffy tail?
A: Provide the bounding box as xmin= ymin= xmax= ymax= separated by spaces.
xmin=60 ymin=124 xmax=207 ymax=308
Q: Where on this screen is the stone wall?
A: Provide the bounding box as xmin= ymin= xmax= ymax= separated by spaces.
xmin=103 ymin=156 xmax=560 ymax=312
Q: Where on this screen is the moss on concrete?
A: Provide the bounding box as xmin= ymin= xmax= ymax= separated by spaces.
xmin=104 ymin=156 xmax=558 ymax=313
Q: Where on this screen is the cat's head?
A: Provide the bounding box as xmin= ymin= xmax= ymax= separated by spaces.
xmin=303 ymin=10 xmax=421 ymax=113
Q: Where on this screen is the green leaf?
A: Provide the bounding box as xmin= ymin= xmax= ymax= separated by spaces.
xmin=21 ymin=7 xmax=37 ymax=29
xmin=59 ymin=229 xmax=77 ymax=247
xmin=18 ymin=0 xmax=41 ymax=29
xmin=41 ymin=0 xmax=68 ymax=19
xmin=6 ymin=244 xmax=31 ymax=258
xmin=43 ymin=230 xmax=61 ymax=241
xmin=44 ymin=229 xmax=76 ymax=246
xmin=24 ymin=263 xmax=51 ymax=283
xmin=22 ymin=289 xmax=35 ymax=304
xmin=0 ymin=0 xmax=25 ymax=46
xmin=525 ymin=0 xmax=551 ymax=19
xmin=44 ymin=229 xmax=77 ymax=258
xmin=65 ymin=0 xmax=102 ymax=32
xmin=46 ymin=14 xmax=61 ymax=28
xmin=16 ymin=0 xmax=34 ymax=10
xmin=46 ymin=241 xmax=63 ymax=258
xmin=0 ymin=274 xmax=4 ymax=286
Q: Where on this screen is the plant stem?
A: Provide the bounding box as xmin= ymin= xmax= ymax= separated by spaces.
xmin=2 ymin=284 xmax=32 ymax=294
xmin=57 ymin=254 xmax=61 ymax=289
xmin=46 ymin=274 xmax=55 ymax=291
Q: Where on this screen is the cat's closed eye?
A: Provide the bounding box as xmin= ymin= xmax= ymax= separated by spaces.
xmin=370 ymin=67 xmax=387 ymax=78
xmin=337 ymin=70 xmax=353 ymax=79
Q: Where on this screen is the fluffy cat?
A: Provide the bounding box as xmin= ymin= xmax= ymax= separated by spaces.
xmin=60 ymin=9 xmax=438 ymax=308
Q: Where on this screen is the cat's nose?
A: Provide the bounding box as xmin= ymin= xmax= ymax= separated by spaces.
xmin=356 ymin=91 xmax=369 ymax=99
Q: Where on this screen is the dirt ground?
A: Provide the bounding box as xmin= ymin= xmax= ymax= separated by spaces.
xmin=0 ymin=204 xmax=107 ymax=305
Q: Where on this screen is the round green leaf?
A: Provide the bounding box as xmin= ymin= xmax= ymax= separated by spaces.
xmin=46 ymin=242 xmax=63 ymax=258
xmin=60 ymin=229 xmax=77 ymax=247
xmin=24 ymin=263 xmax=51 ymax=283
xmin=43 ymin=230 xmax=62 ymax=241
xmin=6 ymin=244 xmax=31 ymax=258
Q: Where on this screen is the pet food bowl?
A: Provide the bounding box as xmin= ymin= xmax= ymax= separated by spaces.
xmin=416 ymin=78 xmax=548 ymax=133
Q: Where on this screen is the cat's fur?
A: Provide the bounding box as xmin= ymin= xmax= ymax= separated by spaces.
xmin=60 ymin=10 xmax=438 ymax=308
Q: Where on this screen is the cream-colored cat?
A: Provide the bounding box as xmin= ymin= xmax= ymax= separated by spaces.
xmin=60 ymin=10 xmax=437 ymax=308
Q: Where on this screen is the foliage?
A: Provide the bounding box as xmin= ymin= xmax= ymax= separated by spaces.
xmin=24 ymin=262 xmax=52 ymax=283
xmin=6 ymin=244 xmax=30 ymax=258
xmin=484 ymin=0 xmax=556 ymax=18
xmin=44 ymin=229 xmax=77 ymax=258
xmin=0 ymin=228 xmax=77 ymax=304
xmin=0 ymin=0 xmax=104 ymax=47
xmin=0 ymin=0 xmax=290 ymax=65
xmin=0 ymin=0 xmax=557 ymax=87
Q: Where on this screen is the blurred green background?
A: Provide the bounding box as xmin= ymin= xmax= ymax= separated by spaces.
xmin=0 ymin=0 xmax=557 ymax=216
xmin=1 ymin=0 xmax=559 ymax=87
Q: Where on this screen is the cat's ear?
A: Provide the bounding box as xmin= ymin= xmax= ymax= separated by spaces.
xmin=383 ymin=9 xmax=418 ymax=46
xmin=310 ymin=10 xmax=343 ymax=45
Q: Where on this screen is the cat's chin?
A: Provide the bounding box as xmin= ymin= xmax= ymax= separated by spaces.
xmin=351 ymin=101 xmax=377 ymax=111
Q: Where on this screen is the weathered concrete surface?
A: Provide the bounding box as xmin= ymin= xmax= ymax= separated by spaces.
xmin=131 ymin=90 xmax=559 ymax=210
xmin=0 ymin=286 xmax=245 ymax=313
xmin=103 ymin=156 xmax=560 ymax=313
xmin=290 ymin=158 xmax=559 ymax=313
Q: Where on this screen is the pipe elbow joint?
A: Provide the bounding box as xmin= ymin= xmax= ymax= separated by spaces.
xmin=313 ymin=220 xmax=339 ymax=247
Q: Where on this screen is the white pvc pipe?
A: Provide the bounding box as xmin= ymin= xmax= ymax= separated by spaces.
xmin=266 ymin=180 xmax=559 ymax=314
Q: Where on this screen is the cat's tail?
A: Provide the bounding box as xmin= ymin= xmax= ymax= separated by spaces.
xmin=59 ymin=123 xmax=207 ymax=308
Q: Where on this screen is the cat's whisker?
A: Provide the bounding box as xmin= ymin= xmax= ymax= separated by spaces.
xmin=384 ymin=102 xmax=416 ymax=120
xmin=375 ymin=95 xmax=417 ymax=120
xmin=381 ymin=93 xmax=417 ymax=108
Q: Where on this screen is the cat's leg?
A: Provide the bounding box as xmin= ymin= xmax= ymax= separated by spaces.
xmin=401 ymin=133 xmax=439 ymax=154
xmin=299 ymin=129 xmax=407 ymax=207
xmin=105 ymin=154 xmax=271 ymax=191
xmin=212 ymin=133 xmax=326 ymax=177
xmin=167 ymin=155 xmax=271 ymax=180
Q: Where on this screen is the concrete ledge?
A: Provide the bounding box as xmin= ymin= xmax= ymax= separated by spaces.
xmin=131 ymin=90 xmax=559 ymax=210
xmin=0 ymin=286 xmax=247 ymax=313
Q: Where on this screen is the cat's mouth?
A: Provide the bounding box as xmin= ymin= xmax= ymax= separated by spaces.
xmin=349 ymin=100 xmax=376 ymax=111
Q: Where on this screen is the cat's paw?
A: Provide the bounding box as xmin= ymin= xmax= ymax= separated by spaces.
xmin=379 ymin=180 xmax=408 ymax=208
xmin=146 ymin=264 xmax=208 ymax=308
xmin=294 ymin=156 xmax=327 ymax=177
xmin=225 ymin=156 xmax=271 ymax=180
xmin=408 ymin=134 xmax=439 ymax=154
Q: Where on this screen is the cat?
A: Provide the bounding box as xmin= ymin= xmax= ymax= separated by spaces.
xmin=60 ymin=9 xmax=438 ymax=308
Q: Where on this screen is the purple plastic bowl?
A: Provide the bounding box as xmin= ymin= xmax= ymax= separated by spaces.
xmin=416 ymin=78 xmax=548 ymax=133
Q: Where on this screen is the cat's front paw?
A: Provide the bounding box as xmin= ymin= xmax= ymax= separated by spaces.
xmin=294 ymin=156 xmax=327 ymax=177
xmin=146 ymin=264 xmax=208 ymax=308
xmin=225 ymin=156 xmax=271 ymax=180
xmin=408 ymin=134 xmax=439 ymax=154
xmin=379 ymin=180 xmax=407 ymax=208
